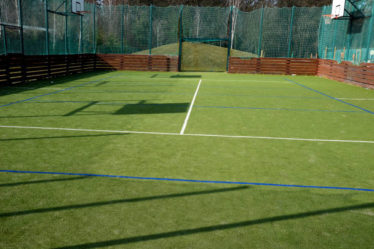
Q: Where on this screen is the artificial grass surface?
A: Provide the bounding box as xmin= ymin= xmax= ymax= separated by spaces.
xmin=0 ymin=71 xmax=374 ymax=248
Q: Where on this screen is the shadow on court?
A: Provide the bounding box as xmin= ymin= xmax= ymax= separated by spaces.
xmin=54 ymin=202 xmax=374 ymax=249
xmin=0 ymin=176 xmax=91 ymax=188
xmin=170 ymin=75 xmax=202 ymax=78
xmin=0 ymin=133 xmax=128 ymax=142
xmin=0 ymin=186 xmax=248 ymax=218
xmin=114 ymin=100 xmax=189 ymax=115
xmin=0 ymin=71 xmax=109 ymax=98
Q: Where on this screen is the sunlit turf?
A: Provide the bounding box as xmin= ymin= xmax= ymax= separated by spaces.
xmin=0 ymin=71 xmax=373 ymax=248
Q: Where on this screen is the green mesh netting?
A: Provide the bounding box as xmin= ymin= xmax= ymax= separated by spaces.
xmin=232 ymin=8 xmax=261 ymax=58
xmin=180 ymin=6 xmax=231 ymax=71
xmin=96 ymin=4 xmax=122 ymax=53
xmin=23 ymin=0 xmax=47 ymax=55
xmin=319 ymin=1 xmax=374 ymax=64
xmin=1 ymin=2 xmax=373 ymax=66
xmin=0 ymin=0 xmax=21 ymax=54
xmin=182 ymin=6 xmax=230 ymax=39
xmin=151 ymin=6 xmax=179 ymax=56
xmin=291 ymin=7 xmax=322 ymax=58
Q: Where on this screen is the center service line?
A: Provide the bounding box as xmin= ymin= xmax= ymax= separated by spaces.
xmin=180 ymin=79 xmax=202 ymax=135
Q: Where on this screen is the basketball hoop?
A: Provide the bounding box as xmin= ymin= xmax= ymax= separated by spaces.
xmin=75 ymin=11 xmax=90 ymax=15
xmin=323 ymin=14 xmax=338 ymax=25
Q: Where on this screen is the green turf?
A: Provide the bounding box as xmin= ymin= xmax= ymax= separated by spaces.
xmin=0 ymin=71 xmax=374 ymax=248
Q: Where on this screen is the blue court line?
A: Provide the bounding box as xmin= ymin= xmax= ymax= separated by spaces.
xmin=285 ymin=78 xmax=374 ymax=115
xmin=0 ymin=76 xmax=115 ymax=108
xmin=195 ymin=105 xmax=360 ymax=113
xmin=0 ymin=170 xmax=373 ymax=192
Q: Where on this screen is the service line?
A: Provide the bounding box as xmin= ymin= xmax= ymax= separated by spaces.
xmin=1 ymin=125 xmax=374 ymax=144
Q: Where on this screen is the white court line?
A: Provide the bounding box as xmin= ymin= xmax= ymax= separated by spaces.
xmin=338 ymin=98 xmax=374 ymax=101
xmin=1 ymin=125 xmax=374 ymax=144
xmin=180 ymin=79 xmax=202 ymax=135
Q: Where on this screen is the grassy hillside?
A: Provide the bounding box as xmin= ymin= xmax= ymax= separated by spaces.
xmin=134 ymin=42 xmax=257 ymax=71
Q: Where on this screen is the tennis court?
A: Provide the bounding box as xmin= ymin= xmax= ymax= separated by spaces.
xmin=1 ymin=71 xmax=374 ymax=248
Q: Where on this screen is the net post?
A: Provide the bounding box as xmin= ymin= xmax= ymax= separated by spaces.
xmin=258 ymin=6 xmax=264 ymax=58
xmin=121 ymin=3 xmax=125 ymax=54
xmin=178 ymin=5 xmax=184 ymax=72
xmin=364 ymin=3 xmax=374 ymax=62
xmin=226 ymin=6 xmax=234 ymax=72
xmin=149 ymin=4 xmax=153 ymax=56
xmin=287 ymin=6 xmax=295 ymax=58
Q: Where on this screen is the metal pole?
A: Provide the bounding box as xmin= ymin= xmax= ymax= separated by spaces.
xmin=121 ymin=3 xmax=125 ymax=54
xmin=178 ymin=5 xmax=184 ymax=72
xmin=65 ymin=0 xmax=68 ymax=54
xmin=18 ymin=0 xmax=24 ymax=55
xmin=80 ymin=15 xmax=83 ymax=54
xmin=93 ymin=3 xmax=96 ymax=54
xmin=331 ymin=21 xmax=338 ymax=60
xmin=364 ymin=3 xmax=374 ymax=62
xmin=287 ymin=6 xmax=295 ymax=58
xmin=258 ymin=7 xmax=264 ymax=57
xmin=45 ymin=0 xmax=49 ymax=56
xmin=149 ymin=4 xmax=153 ymax=55
xmin=45 ymin=0 xmax=50 ymax=79
xmin=2 ymin=26 xmax=7 ymax=55
xmin=226 ymin=6 xmax=234 ymax=71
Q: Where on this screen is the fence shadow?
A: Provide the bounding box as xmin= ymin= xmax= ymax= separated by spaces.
xmin=55 ymin=202 xmax=374 ymax=249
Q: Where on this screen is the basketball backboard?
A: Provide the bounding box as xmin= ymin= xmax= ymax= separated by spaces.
xmin=72 ymin=0 xmax=84 ymax=14
xmin=332 ymin=0 xmax=346 ymax=18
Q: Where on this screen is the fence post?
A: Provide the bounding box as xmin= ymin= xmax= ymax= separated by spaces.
xmin=258 ymin=7 xmax=264 ymax=57
xmin=364 ymin=3 xmax=374 ymax=62
xmin=178 ymin=5 xmax=184 ymax=72
xmin=18 ymin=0 xmax=24 ymax=55
xmin=121 ymin=3 xmax=125 ymax=54
xmin=149 ymin=4 xmax=153 ymax=55
xmin=287 ymin=6 xmax=295 ymax=58
xmin=226 ymin=6 xmax=234 ymax=71
xmin=2 ymin=24 xmax=7 ymax=55
xmin=65 ymin=0 xmax=68 ymax=55
xmin=45 ymin=0 xmax=50 ymax=79
xmin=80 ymin=15 xmax=83 ymax=54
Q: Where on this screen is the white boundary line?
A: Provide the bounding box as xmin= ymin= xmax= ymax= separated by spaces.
xmin=180 ymin=79 xmax=202 ymax=135
xmin=1 ymin=125 xmax=374 ymax=144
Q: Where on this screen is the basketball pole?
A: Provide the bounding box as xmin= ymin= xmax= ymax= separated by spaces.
xmin=364 ymin=2 xmax=374 ymax=62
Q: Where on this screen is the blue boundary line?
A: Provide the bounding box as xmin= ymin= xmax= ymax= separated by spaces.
xmin=0 ymin=76 xmax=115 ymax=108
xmin=0 ymin=170 xmax=373 ymax=192
xmin=285 ymin=78 xmax=374 ymax=115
